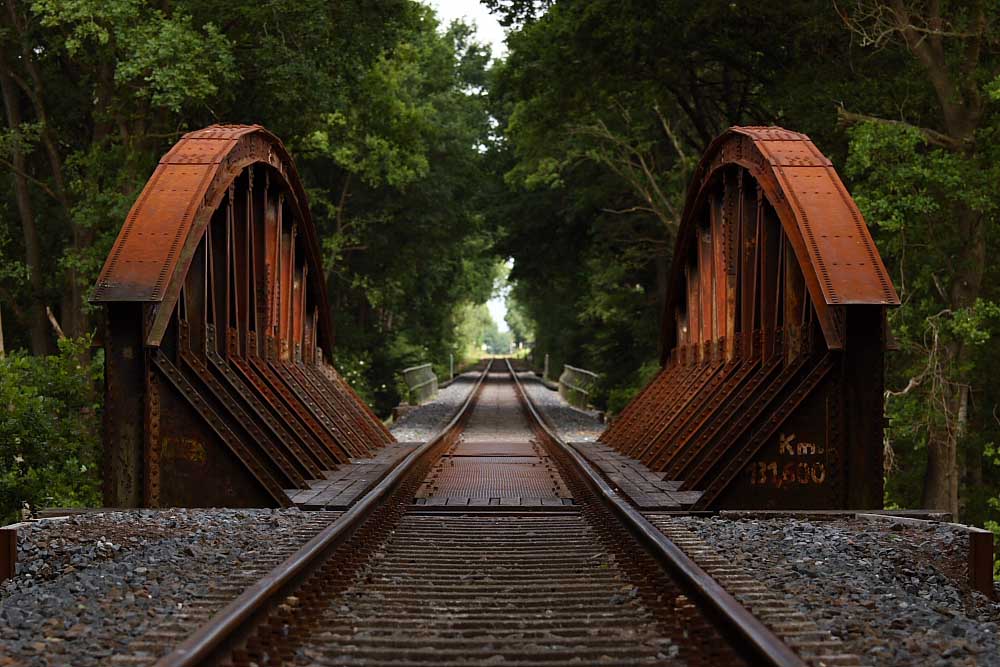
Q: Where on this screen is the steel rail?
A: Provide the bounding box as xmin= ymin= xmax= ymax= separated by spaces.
xmin=504 ymin=358 xmax=806 ymax=667
xmin=153 ymin=362 xmax=493 ymax=667
xmin=157 ymin=358 xmax=802 ymax=666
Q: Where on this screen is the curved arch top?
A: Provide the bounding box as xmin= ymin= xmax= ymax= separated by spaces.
xmin=93 ymin=124 xmax=395 ymax=509
xmin=662 ymin=125 xmax=899 ymax=355
xmin=92 ymin=124 xmax=332 ymax=350
xmin=606 ymin=126 xmax=895 ymax=511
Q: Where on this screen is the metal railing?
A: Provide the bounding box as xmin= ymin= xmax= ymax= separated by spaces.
xmin=558 ymin=364 xmax=598 ymax=409
xmin=401 ymin=363 xmax=438 ymax=405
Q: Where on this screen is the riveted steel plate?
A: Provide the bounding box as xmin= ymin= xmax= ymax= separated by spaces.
xmin=772 ymin=164 xmax=895 ymax=305
xmin=603 ymin=125 xmax=894 ymax=512
xmin=159 ymin=138 xmax=237 ymax=165
xmin=94 ymin=124 xmax=395 ymax=509
xmin=93 ymin=164 xmax=215 ymax=302
xmin=744 ymin=128 xmax=897 ymax=306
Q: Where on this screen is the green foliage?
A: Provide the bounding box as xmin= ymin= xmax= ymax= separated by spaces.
xmin=845 ymin=116 xmax=1000 ymax=526
xmin=504 ymin=287 xmax=534 ymax=348
xmin=606 ymin=358 xmax=660 ymax=416
xmin=63 ymin=142 xmax=152 ymax=308
xmin=33 ymin=0 xmax=237 ymax=113
xmin=950 ymin=300 xmax=1000 ymax=347
xmin=332 ymin=349 xmax=376 ymax=406
xmin=483 ymin=325 xmax=513 ymax=356
xmin=302 ymin=18 xmax=450 ymax=191
xmin=480 ymin=0 xmax=550 ymax=28
xmin=0 ymin=337 xmax=102 ymax=523
xmin=309 ymin=15 xmax=500 ymax=414
xmin=455 ymin=302 xmax=510 ymax=358
xmin=0 ymin=224 xmax=29 ymax=288
xmin=457 ymin=303 xmax=493 ymax=355
xmin=846 ymin=123 xmax=998 ymax=240
xmin=987 ymin=443 xmax=1000 ymax=578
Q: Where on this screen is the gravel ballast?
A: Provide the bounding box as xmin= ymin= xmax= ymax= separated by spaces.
xmin=676 ymin=516 xmax=1000 ymax=666
xmin=514 ymin=369 xmax=1000 ymax=665
xmin=389 ymin=371 xmax=479 ymax=443
xmin=517 ymin=371 xmax=605 ymax=442
xmin=5 ymin=369 xmax=998 ymax=667
xmin=0 ymin=371 xmax=483 ymax=665
xmin=392 ymin=368 xmax=606 ymax=444
xmin=0 ymin=508 xmax=333 ymax=666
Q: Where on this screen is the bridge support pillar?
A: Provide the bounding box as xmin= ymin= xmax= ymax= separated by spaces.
xmin=102 ymin=303 xmax=146 ymax=508
xmin=843 ymin=305 xmax=887 ymax=509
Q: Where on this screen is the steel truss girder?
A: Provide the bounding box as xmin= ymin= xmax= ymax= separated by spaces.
xmin=94 ymin=125 xmax=394 ymax=508
xmin=602 ymin=126 xmax=895 ymax=510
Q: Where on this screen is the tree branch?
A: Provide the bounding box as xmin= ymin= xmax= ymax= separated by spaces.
xmin=45 ymin=305 xmax=65 ymax=340
xmin=600 ymin=206 xmax=658 ymax=216
xmin=836 ymin=106 xmax=962 ymax=149
xmin=0 ymin=156 xmax=62 ymax=201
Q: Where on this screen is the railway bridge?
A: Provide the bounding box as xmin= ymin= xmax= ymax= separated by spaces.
xmin=94 ymin=124 xmax=897 ymax=515
xmin=65 ymin=123 xmax=968 ymax=667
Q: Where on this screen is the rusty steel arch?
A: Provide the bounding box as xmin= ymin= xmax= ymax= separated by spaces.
xmin=94 ymin=125 xmax=393 ymax=509
xmin=601 ymin=126 xmax=899 ymax=511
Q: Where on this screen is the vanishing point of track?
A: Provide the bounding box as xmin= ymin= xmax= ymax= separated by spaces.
xmin=154 ymin=360 xmax=804 ymax=667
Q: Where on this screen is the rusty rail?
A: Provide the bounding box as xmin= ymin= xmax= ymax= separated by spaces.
xmin=506 ymin=359 xmax=805 ymax=667
xmin=154 ymin=359 xmax=805 ymax=667
xmin=153 ymin=362 xmax=492 ymax=667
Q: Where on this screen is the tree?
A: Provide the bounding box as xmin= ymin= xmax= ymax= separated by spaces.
xmin=0 ymin=336 xmax=102 ymax=522
xmin=838 ymin=1 xmax=1000 ymax=517
xmin=0 ymin=0 xmax=505 ymax=513
xmin=299 ymin=14 xmax=500 ymax=413
xmin=504 ymin=288 xmax=534 ymax=347
xmin=486 ymin=0 xmax=1000 ymax=533
xmin=486 ymin=0 xmax=835 ymax=403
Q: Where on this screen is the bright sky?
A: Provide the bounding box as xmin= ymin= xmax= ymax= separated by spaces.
xmin=426 ymin=0 xmax=508 ymax=59
xmin=487 ymin=297 xmax=509 ymax=332
xmin=488 ymin=276 xmax=510 ymax=334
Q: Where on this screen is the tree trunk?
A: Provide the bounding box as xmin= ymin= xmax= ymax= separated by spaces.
xmin=0 ymin=56 xmax=48 ymax=354
xmin=920 ymin=204 xmax=985 ymax=519
xmin=5 ymin=0 xmax=87 ymax=339
xmin=893 ymin=0 xmax=986 ymax=520
xmin=327 ymin=174 xmax=352 ymax=316
xmin=922 ymin=377 xmax=961 ymax=516
xmin=835 ymin=2 xmax=991 ymax=522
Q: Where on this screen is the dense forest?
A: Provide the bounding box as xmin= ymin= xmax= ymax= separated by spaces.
xmin=0 ymin=0 xmax=998 ymax=549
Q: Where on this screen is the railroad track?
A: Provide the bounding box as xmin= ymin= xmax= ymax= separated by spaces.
xmin=110 ymin=511 xmax=343 ymax=666
xmin=154 ymin=360 xmax=807 ymax=667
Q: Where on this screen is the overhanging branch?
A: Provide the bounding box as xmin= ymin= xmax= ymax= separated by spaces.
xmin=836 ymin=106 xmax=961 ymax=150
